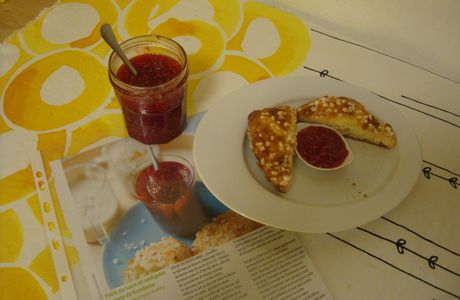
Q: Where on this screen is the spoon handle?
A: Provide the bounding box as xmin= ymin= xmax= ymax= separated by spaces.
xmin=147 ymin=145 xmax=160 ymax=171
xmin=100 ymin=23 xmax=138 ymax=76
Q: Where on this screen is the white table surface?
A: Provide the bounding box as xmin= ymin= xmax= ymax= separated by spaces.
xmin=278 ymin=0 xmax=460 ymax=83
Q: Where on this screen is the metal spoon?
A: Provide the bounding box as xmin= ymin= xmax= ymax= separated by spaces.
xmin=147 ymin=145 xmax=160 ymax=171
xmin=100 ymin=24 xmax=160 ymax=171
xmin=100 ymin=23 xmax=138 ymax=76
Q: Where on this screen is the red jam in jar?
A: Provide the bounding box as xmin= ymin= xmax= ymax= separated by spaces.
xmin=134 ymin=160 xmax=205 ymax=237
xmin=109 ymin=36 xmax=188 ymax=144
xmin=116 ymin=54 xmax=182 ymax=87
xmin=296 ymin=126 xmax=349 ymax=169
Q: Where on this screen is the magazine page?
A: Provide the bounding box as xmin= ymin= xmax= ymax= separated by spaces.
xmin=50 ymin=134 xmax=332 ymax=300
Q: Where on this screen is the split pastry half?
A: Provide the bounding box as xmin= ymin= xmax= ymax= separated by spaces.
xmin=297 ymin=96 xmax=397 ymax=148
xmin=247 ymin=106 xmax=297 ymax=192
xmin=191 ymin=211 xmax=263 ymax=255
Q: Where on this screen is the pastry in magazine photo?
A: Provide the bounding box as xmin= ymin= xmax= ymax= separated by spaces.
xmin=51 ymin=134 xmax=332 ymax=300
xmin=123 ymin=237 xmax=191 ymax=283
xmin=57 ymin=135 xmax=227 ymax=289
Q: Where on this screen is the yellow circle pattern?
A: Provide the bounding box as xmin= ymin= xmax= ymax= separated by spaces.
xmin=152 ymin=18 xmax=225 ymax=75
xmin=0 ymin=1 xmax=311 ymax=297
xmin=209 ymin=0 xmax=241 ymax=39
xmin=0 ymin=166 xmax=36 ymax=206
xmin=3 ymin=50 xmax=111 ymax=131
xmin=228 ymin=1 xmax=311 ymax=76
xmin=20 ymin=0 xmax=118 ymax=54
xmin=0 ymin=267 xmax=48 ymax=300
xmin=0 ymin=209 xmax=23 ymax=263
xmin=122 ymin=0 xmax=181 ymax=38
xmin=29 ymin=247 xmax=59 ymax=293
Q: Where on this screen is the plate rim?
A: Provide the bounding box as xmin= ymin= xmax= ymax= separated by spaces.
xmin=193 ymin=75 xmax=421 ymax=233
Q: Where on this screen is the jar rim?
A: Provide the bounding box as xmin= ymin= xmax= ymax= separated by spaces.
xmin=129 ymin=154 xmax=195 ymax=201
xmin=108 ymin=35 xmax=188 ymax=93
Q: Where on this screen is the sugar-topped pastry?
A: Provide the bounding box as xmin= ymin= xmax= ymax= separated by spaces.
xmin=247 ymin=106 xmax=297 ymax=192
xmin=123 ymin=237 xmax=191 ymax=283
xmin=297 ymin=96 xmax=396 ymax=148
xmin=191 ymin=211 xmax=263 ymax=256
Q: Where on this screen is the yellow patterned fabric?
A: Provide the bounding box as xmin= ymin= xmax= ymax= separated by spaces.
xmin=0 ymin=0 xmax=310 ymax=298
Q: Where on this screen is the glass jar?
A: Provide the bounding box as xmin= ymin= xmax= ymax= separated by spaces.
xmin=64 ymin=163 xmax=120 ymax=244
xmin=130 ymin=155 xmax=206 ymax=237
xmin=108 ymin=35 xmax=189 ymax=144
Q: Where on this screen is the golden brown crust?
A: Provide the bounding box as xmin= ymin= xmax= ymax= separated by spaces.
xmin=247 ymin=106 xmax=297 ymax=192
xmin=123 ymin=237 xmax=191 ymax=283
xmin=191 ymin=211 xmax=263 ymax=255
xmin=297 ymin=96 xmax=397 ymax=148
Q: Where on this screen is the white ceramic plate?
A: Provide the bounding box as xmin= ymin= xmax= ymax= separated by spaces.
xmin=193 ymin=76 xmax=421 ymax=233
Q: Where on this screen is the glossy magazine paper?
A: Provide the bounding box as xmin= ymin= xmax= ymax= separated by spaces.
xmin=46 ymin=134 xmax=332 ymax=299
